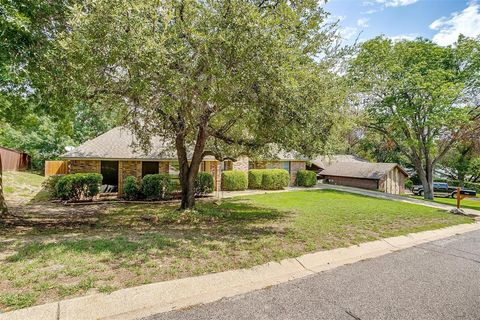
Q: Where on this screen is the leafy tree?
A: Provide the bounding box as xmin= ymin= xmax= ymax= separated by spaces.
xmin=48 ymin=0 xmax=347 ymax=209
xmin=350 ymin=36 xmax=480 ymax=199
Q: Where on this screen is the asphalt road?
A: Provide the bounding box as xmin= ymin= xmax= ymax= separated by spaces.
xmin=144 ymin=230 xmax=480 ymax=320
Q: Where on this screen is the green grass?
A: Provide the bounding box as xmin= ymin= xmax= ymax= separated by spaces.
xmin=3 ymin=171 xmax=49 ymax=204
xmin=411 ymin=195 xmax=480 ymax=211
xmin=0 ymin=190 xmax=473 ymax=311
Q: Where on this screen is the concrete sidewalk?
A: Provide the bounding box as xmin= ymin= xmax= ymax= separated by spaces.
xmin=2 ymin=222 xmax=480 ymax=320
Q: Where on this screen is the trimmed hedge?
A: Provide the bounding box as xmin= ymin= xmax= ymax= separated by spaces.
xmin=222 ymin=171 xmax=248 ymax=191
xmin=123 ymin=176 xmax=140 ymax=200
xmin=248 ymin=169 xmax=264 ymax=189
xmin=55 ymin=173 xmax=102 ymax=201
xmin=434 ymin=178 xmax=480 ymax=193
xmin=195 ymin=172 xmax=214 ymax=196
xmin=248 ymin=169 xmax=290 ymax=190
xmin=296 ymin=170 xmax=317 ymax=187
xmin=261 ymin=169 xmax=290 ymax=190
xmin=141 ymin=174 xmax=173 ymax=200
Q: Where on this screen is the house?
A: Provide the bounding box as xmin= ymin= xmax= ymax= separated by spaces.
xmin=307 ymin=154 xmax=367 ymax=172
xmin=319 ymin=162 xmax=409 ymax=195
xmin=60 ymin=127 xmax=307 ymax=195
xmin=0 ymin=146 xmax=30 ymax=171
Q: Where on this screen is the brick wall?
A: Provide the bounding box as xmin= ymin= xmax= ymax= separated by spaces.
xmin=324 ymin=175 xmax=379 ymax=190
xmin=69 ymin=160 xmax=100 ymax=174
xmin=232 ymin=156 xmax=249 ymax=172
xmin=290 ymin=161 xmax=306 ymax=185
xmin=118 ymin=161 xmax=141 ymax=195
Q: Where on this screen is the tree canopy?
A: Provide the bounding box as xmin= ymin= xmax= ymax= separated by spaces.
xmin=48 ymin=0 xmax=348 ymax=209
xmin=349 ymin=36 xmax=480 ymax=199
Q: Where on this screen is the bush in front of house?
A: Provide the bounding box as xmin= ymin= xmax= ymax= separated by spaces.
xmin=55 ymin=173 xmax=103 ymax=201
xmin=42 ymin=174 xmax=65 ymax=199
xmin=296 ymin=170 xmax=317 ymax=187
xmin=248 ymin=169 xmax=264 ymax=189
xmin=222 ymin=170 xmax=248 ymax=191
xmin=195 ymin=172 xmax=214 ymax=196
xmin=123 ymin=176 xmax=140 ymax=200
xmin=141 ymin=174 xmax=173 ymax=200
xmin=261 ymin=169 xmax=290 ymax=190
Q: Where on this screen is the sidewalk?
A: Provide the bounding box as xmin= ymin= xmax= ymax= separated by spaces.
xmin=2 ymin=222 xmax=479 ymax=320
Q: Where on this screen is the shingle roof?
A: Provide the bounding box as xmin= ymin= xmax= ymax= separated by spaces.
xmin=320 ymin=162 xmax=408 ymax=180
xmin=61 ymin=127 xmax=218 ymax=160
xmin=311 ymin=154 xmax=366 ymax=169
xmin=61 ymin=127 xmax=305 ymax=161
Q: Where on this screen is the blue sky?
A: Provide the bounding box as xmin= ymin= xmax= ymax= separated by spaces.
xmin=323 ymin=0 xmax=480 ymax=45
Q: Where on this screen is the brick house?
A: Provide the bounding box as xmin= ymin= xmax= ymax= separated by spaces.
xmin=60 ymin=127 xmax=307 ymax=195
xmin=319 ymin=162 xmax=409 ymax=195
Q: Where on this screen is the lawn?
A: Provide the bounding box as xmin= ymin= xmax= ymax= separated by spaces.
xmin=411 ymin=195 xmax=480 ymax=211
xmin=2 ymin=171 xmax=49 ymax=204
xmin=0 ymin=189 xmax=473 ymax=311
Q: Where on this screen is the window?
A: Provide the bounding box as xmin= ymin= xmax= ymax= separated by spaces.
xmin=223 ymin=160 xmax=233 ymax=171
xmin=142 ymin=161 xmax=159 ymax=177
xmin=283 ymin=161 xmax=291 ymax=173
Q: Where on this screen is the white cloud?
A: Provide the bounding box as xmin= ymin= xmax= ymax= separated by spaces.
xmin=357 ymin=17 xmax=370 ymax=27
xmin=376 ymin=0 xmax=418 ymax=7
xmin=389 ymin=33 xmax=418 ymax=42
xmin=429 ymin=1 xmax=480 ymax=46
xmin=340 ymin=26 xmax=359 ymax=40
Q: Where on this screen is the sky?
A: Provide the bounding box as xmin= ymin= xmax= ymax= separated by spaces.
xmin=323 ymin=0 xmax=480 ymax=46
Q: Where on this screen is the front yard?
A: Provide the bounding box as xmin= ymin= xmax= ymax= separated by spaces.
xmin=0 ymin=174 xmax=474 ymax=311
xmin=411 ymin=195 xmax=480 ymax=211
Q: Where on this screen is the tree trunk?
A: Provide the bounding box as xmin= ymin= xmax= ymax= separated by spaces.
xmin=413 ymin=158 xmax=434 ymax=200
xmin=0 ymin=153 xmax=8 ymax=216
xmin=175 ymin=124 xmax=208 ymax=210
xmin=458 ymin=172 xmax=466 ymax=188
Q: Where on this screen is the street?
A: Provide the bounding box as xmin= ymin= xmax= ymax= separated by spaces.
xmin=144 ymin=230 xmax=480 ymax=320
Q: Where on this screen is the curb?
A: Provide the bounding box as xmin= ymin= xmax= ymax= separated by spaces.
xmin=2 ymin=222 xmax=479 ymax=320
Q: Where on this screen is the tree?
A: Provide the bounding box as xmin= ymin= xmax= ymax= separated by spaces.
xmin=48 ymin=0 xmax=347 ymax=209
xmin=350 ymin=36 xmax=480 ymax=199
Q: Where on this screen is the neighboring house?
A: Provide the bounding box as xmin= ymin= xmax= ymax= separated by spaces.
xmin=308 ymin=154 xmax=367 ymax=172
xmin=0 ymin=146 xmax=30 ymax=171
xmin=319 ymin=162 xmax=409 ymax=195
xmin=60 ymin=127 xmax=307 ymax=195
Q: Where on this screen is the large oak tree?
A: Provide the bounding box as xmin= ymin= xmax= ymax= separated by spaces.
xmin=350 ymin=36 xmax=480 ymax=199
xmin=48 ymin=0 xmax=348 ymax=209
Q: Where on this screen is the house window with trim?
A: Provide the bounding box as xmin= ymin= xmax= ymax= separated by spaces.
xmin=283 ymin=161 xmax=291 ymax=174
xmin=223 ymin=160 xmax=233 ymax=171
xmin=142 ymin=161 xmax=159 ymax=177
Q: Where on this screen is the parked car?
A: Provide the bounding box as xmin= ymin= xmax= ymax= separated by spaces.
xmin=412 ymin=182 xmax=477 ymax=198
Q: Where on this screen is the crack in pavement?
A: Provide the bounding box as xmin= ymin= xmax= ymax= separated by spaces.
xmin=417 ymin=246 xmax=480 ymax=264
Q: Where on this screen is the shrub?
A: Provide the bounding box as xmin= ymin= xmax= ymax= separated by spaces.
xmin=261 ymin=169 xmax=290 ymax=190
xmin=248 ymin=169 xmax=264 ymax=189
xmin=195 ymin=172 xmax=214 ymax=196
xmin=405 ymin=179 xmax=413 ymax=190
xmin=296 ymin=170 xmax=317 ymax=187
xmin=222 ymin=171 xmax=248 ymax=191
xmin=55 ymin=173 xmax=102 ymax=201
xmin=42 ymin=174 xmax=64 ymax=199
xmin=123 ymin=176 xmax=140 ymax=200
xmin=141 ymin=174 xmax=173 ymax=200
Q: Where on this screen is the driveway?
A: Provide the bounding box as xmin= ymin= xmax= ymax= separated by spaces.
xmin=143 ymin=229 xmax=480 ymax=320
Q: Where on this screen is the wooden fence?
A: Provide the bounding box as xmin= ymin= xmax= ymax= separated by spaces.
xmin=45 ymin=161 xmax=68 ymax=177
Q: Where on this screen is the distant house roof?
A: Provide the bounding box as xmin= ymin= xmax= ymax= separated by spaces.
xmin=311 ymin=154 xmax=367 ymax=170
xmin=61 ymin=127 xmax=306 ymax=161
xmin=320 ymin=162 xmax=408 ymax=180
